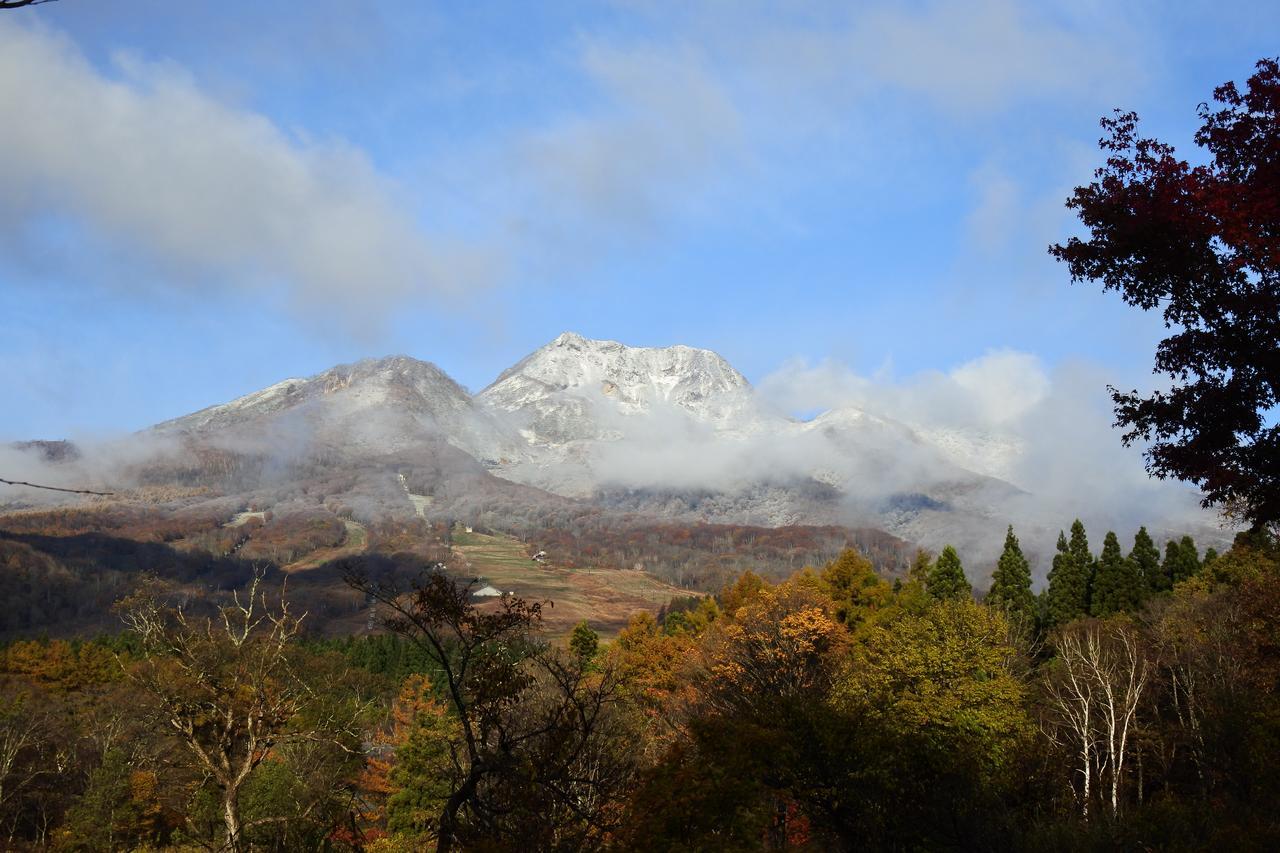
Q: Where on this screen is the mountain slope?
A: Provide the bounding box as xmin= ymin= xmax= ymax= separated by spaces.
xmin=9 ymin=332 xmax=1207 ymax=580
xmin=157 ymin=355 xmax=523 ymax=464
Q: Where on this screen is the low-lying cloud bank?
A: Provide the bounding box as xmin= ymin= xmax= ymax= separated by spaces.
xmin=756 ymin=350 xmax=1221 ymax=548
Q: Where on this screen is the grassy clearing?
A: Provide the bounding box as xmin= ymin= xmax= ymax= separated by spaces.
xmin=450 ymin=528 xmax=692 ymax=639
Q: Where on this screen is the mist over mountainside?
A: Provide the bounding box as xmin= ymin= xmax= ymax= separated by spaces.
xmin=3 ymin=332 xmax=1225 ymax=579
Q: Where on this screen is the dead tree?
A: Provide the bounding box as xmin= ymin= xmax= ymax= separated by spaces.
xmin=122 ymin=570 xmax=367 ymax=852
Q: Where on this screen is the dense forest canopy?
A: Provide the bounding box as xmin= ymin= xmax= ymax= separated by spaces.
xmin=0 ymin=524 xmax=1276 ymax=850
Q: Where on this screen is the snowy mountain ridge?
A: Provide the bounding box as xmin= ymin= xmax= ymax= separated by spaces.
xmin=142 ymin=332 xmax=1041 ymax=560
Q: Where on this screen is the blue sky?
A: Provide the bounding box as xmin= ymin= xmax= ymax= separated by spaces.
xmin=1 ymin=0 xmax=1277 ymax=440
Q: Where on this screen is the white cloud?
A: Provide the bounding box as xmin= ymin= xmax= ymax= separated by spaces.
xmin=949 ymin=350 xmax=1050 ymax=425
xmin=0 ymin=21 xmax=492 ymax=334
xmin=757 ymin=349 xmax=1210 ymax=533
xmin=759 ymin=349 xmax=1049 ymax=432
xmin=851 ymin=0 xmax=1139 ymax=112
xmin=515 ymin=40 xmax=743 ymax=235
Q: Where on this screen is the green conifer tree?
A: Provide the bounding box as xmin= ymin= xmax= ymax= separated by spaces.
xmin=820 ymin=549 xmax=892 ymax=626
xmin=1159 ymin=540 xmax=1180 ymax=592
xmin=1128 ymin=526 xmax=1161 ymax=595
xmin=926 ymin=545 xmax=971 ymax=601
xmin=1090 ymin=531 xmax=1143 ymax=616
xmin=1045 ymin=529 xmax=1088 ymax=627
xmin=1068 ymin=519 xmax=1096 ymax=611
xmin=986 ymin=525 xmax=1035 ymax=625
xmin=1176 ymin=535 xmax=1202 ymax=583
xmin=1160 ymin=537 xmax=1203 ymax=589
xmin=569 ymin=620 xmax=599 ymax=661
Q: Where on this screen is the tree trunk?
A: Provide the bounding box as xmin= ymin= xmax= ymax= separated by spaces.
xmin=436 ymin=771 xmax=480 ymax=853
xmin=223 ymin=786 xmax=243 ymax=853
xmin=1081 ymin=742 xmax=1091 ymax=822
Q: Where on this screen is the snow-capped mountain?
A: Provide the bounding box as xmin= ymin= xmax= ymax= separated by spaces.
xmin=156 ymin=355 xmax=522 ymax=463
xmin=7 ymin=331 xmax=1226 ymax=584
xmin=139 ymin=334 xmax=1026 ymax=544
xmin=92 ymin=333 xmax=1051 ymax=563
xmin=479 ymin=332 xmax=761 ymax=439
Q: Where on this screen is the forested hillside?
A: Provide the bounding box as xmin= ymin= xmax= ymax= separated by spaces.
xmin=0 ymin=526 xmax=1275 ymax=850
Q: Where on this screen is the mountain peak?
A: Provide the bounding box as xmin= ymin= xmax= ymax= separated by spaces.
xmin=155 ymin=353 xmax=471 ymax=435
xmin=478 ymin=332 xmax=755 ymax=446
xmin=551 ymin=331 xmax=589 ymax=347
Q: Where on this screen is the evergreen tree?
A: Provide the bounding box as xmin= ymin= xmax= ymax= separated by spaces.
xmin=569 ymin=620 xmax=599 ymax=661
xmin=926 ymin=545 xmax=971 ymax=601
xmin=1159 ymin=540 xmax=1179 ymax=591
xmin=1128 ymin=526 xmax=1162 ymax=594
xmin=62 ymin=750 xmax=160 ymax=850
xmin=987 ymin=525 xmax=1035 ymax=625
xmin=1176 ymin=535 xmax=1202 ymax=583
xmin=820 ymin=549 xmax=893 ymax=626
xmin=1045 ymin=530 xmax=1088 ymax=628
xmin=1068 ymin=519 xmax=1096 ymax=610
xmin=1090 ymin=531 xmax=1143 ymax=617
xmin=1160 ymin=537 xmax=1203 ymax=589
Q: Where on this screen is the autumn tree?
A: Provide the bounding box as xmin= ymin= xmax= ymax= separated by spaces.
xmin=1144 ymin=530 xmax=1280 ymax=799
xmin=1050 ymin=58 xmax=1280 ymax=529
xmin=718 ymin=569 xmax=769 ymax=617
xmin=838 ymin=598 xmax=1030 ymax=847
xmin=345 ymin=564 xmax=634 ymax=851
xmin=892 ymin=548 xmax=935 ymax=615
xmin=379 ymin=676 xmax=455 ymax=843
xmin=121 ymin=572 xmax=367 ymax=852
xmin=0 ymin=692 xmax=53 ymax=846
xmin=687 ymin=581 xmax=857 ymax=847
xmin=817 ymin=548 xmax=892 ymax=627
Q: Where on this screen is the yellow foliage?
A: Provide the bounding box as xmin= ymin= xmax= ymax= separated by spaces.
xmin=702 ymin=581 xmax=847 ymax=710
xmin=838 ymin=599 xmax=1030 ymax=767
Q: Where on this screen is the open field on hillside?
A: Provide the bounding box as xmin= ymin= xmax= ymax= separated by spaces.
xmin=451 ymin=528 xmax=690 ymax=638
